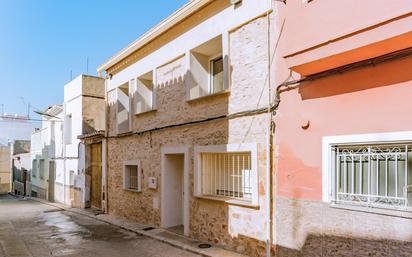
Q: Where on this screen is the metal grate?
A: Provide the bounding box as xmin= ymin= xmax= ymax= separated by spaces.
xmin=332 ymin=143 xmax=412 ymax=210
xmin=126 ymin=165 xmax=139 ymax=190
xmin=201 ymin=152 xmax=252 ymax=200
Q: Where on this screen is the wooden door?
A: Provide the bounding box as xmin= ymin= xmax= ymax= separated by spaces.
xmin=91 ymin=143 xmax=102 ymax=209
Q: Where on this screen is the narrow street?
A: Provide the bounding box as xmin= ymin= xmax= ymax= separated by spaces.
xmin=0 ymin=194 xmax=200 ymax=257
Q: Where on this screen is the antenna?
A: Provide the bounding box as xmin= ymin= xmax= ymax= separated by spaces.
xmin=0 ymin=104 xmax=3 ymax=116
xmin=86 ymin=56 xmax=89 ymax=74
xmin=70 ymin=70 xmax=73 ymax=81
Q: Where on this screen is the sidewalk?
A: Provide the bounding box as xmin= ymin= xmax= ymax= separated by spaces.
xmin=29 ymin=197 xmax=248 ymax=257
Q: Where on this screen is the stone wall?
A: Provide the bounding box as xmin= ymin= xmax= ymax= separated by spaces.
xmin=275 ymin=197 xmax=412 ymax=256
xmin=106 ymin=16 xmax=271 ymax=257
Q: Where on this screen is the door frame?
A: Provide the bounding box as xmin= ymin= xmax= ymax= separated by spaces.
xmin=160 ymin=146 xmax=190 ymax=236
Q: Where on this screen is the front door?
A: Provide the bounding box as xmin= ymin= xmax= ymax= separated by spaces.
xmin=162 ymin=153 xmax=186 ymax=235
xmin=90 ymin=143 xmax=102 ymax=209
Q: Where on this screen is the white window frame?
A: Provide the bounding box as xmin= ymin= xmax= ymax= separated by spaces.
xmin=208 ymin=54 xmax=224 ymax=94
xmin=123 ymin=160 xmax=142 ymax=192
xmin=323 ymin=131 xmax=412 ymax=211
xmin=194 ymin=143 xmax=259 ymax=207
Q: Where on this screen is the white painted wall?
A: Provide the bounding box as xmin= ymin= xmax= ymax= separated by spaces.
xmin=106 ymin=0 xmax=270 ymax=92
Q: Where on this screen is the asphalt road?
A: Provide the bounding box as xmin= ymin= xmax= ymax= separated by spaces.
xmin=0 ymin=194 xmax=199 ymax=257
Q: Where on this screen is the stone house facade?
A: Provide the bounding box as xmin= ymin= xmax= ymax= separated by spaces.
xmin=97 ymin=0 xmax=274 ymax=256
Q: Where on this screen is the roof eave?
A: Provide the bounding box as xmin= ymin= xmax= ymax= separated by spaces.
xmin=97 ymin=0 xmax=213 ymax=74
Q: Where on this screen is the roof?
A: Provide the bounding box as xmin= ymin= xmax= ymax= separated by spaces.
xmin=97 ymin=0 xmax=212 ymax=74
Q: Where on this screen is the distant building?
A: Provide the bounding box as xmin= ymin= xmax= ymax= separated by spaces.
xmin=0 ymin=115 xmax=40 ymax=145
xmin=0 ymin=115 xmax=39 ymax=194
xmin=54 ymin=74 xmax=105 ymax=207
xmin=30 ymin=105 xmax=63 ymax=200
xmin=11 ymin=140 xmax=31 ymax=196
xmin=0 ymin=145 xmax=11 ymax=194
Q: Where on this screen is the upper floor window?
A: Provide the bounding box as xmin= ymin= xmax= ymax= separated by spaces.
xmin=116 ymin=82 xmax=131 ymax=134
xmin=39 ymin=159 xmax=45 ymax=180
xmin=210 ymin=56 xmax=224 ymax=94
xmin=32 ymin=160 xmax=37 ymax=178
xmin=187 ymin=35 xmax=227 ymax=100
xmin=65 ymin=114 xmax=72 ymax=144
xmin=133 ymin=71 xmax=155 ymax=115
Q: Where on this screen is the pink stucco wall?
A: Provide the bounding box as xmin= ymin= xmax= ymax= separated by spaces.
xmin=274 ymin=0 xmax=412 ymax=201
xmin=275 ymin=51 xmax=412 ymax=201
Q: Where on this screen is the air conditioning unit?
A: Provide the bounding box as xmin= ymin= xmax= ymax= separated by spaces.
xmin=230 ymin=0 xmax=242 ymax=5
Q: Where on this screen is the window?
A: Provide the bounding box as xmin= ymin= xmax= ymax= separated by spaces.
xmin=116 ymin=83 xmax=131 ymax=134
xmin=132 ymin=71 xmax=155 ymax=114
xmin=331 ymin=143 xmax=412 ymax=211
xmin=65 ymin=114 xmax=72 ymax=144
xmin=194 ymin=144 xmax=258 ymax=206
xmin=187 ymin=35 xmax=227 ymax=100
xmin=210 ymin=56 xmax=224 ymax=94
xmin=123 ymin=160 xmax=141 ymax=192
xmin=32 ymin=160 xmax=37 ymax=178
xmin=39 ymin=159 xmax=45 ymax=180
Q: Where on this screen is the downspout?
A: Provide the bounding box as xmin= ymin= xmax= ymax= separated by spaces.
xmin=103 ymin=74 xmax=109 ymax=213
xmin=63 ymin=103 xmax=67 ymax=205
xmin=266 ymin=0 xmax=273 ymax=256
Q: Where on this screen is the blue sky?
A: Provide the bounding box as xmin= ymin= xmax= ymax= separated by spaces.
xmin=0 ymin=0 xmax=187 ymax=117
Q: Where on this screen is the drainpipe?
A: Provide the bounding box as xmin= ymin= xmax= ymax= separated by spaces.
xmin=266 ymin=0 xmax=274 ymax=256
xmin=103 ymin=74 xmax=109 ymax=213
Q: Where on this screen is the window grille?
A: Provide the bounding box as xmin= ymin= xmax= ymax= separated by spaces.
xmin=332 ymin=143 xmax=412 ymax=210
xmin=123 ymin=161 xmax=141 ymax=192
xmin=200 ymin=152 xmax=252 ymax=200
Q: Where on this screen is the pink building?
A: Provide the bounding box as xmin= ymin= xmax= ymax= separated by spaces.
xmin=273 ymin=0 xmax=412 ymax=256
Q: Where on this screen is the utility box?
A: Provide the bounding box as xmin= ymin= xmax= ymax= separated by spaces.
xmin=148 ymin=177 xmax=157 ymax=189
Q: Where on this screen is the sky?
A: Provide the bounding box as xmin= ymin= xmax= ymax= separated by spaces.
xmin=0 ymin=0 xmax=187 ymax=118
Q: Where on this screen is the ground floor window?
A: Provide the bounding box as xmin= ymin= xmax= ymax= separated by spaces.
xmin=123 ymin=160 xmax=141 ymax=192
xmin=331 ymin=142 xmax=412 ymax=211
xmin=194 ymin=144 xmax=258 ymax=205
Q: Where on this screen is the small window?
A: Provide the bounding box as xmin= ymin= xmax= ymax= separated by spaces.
xmin=194 ymin=144 xmax=258 ymax=206
xmin=123 ymin=160 xmax=142 ymax=192
xmin=210 ymin=56 xmax=224 ymax=94
xmin=39 ymin=159 xmax=45 ymax=180
xmin=65 ymin=114 xmax=72 ymax=144
xmin=116 ymin=83 xmax=131 ymax=134
xmin=133 ymin=71 xmax=155 ymax=114
xmin=32 ymin=160 xmax=37 ymax=178
xmin=331 ymin=143 xmax=412 ymax=211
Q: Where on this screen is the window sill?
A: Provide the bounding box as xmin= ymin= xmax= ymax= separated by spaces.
xmin=329 ymin=203 xmax=412 ymax=219
xmin=187 ymin=89 xmax=230 ymax=103
xmin=195 ymin=195 xmax=259 ymax=209
xmin=134 ymin=108 xmax=157 ymax=116
xmin=124 ymin=188 xmax=141 ymax=193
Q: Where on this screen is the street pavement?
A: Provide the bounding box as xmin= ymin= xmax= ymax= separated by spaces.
xmin=0 ymin=194 xmax=200 ymax=257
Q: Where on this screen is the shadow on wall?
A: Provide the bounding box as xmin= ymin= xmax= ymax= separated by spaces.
xmin=276 ymin=233 xmax=412 ymax=257
xmin=298 ymin=54 xmax=412 ymax=100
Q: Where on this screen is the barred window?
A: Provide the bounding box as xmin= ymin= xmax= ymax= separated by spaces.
xmin=195 ymin=144 xmax=258 ymax=206
xmin=332 ymin=143 xmax=412 ymax=210
xmin=123 ymin=160 xmax=141 ymax=192
xmin=201 ymin=152 xmax=252 ymax=200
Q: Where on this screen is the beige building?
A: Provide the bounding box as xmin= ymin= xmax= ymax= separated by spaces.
xmin=96 ymin=0 xmax=275 ymax=256
xmin=0 ymin=145 xmax=11 ymax=194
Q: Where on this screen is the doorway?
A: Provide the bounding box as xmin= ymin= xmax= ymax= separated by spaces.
xmin=161 ymin=147 xmax=189 ymax=236
xmin=90 ymin=143 xmax=102 ymax=209
xmin=48 ymin=162 xmax=55 ymax=202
